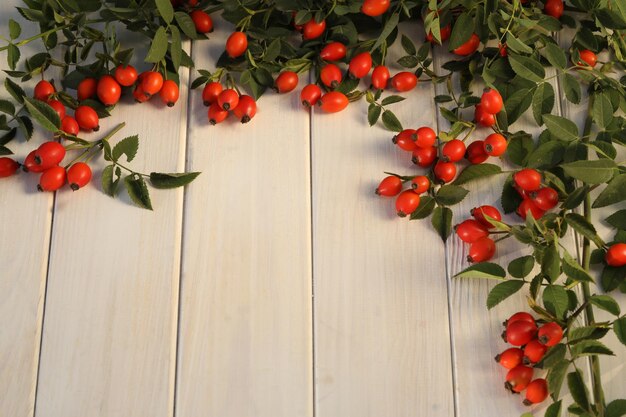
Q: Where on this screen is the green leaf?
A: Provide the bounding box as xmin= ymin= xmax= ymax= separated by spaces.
xmin=593 ymin=174 xmax=626 ymax=208
xmin=453 ymin=163 xmax=502 ymax=185
xmin=174 ymin=11 xmax=198 ymax=39
xmin=449 ymin=12 xmax=474 ymax=50
xmin=562 ymin=186 xmax=589 ymax=210
xmin=589 ymin=295 xmax=621 ymax=316
xmin=124 ymin=175 xmax=153 ymax=210
xmin=568 ymin=325 xmax=610 ymax=343
xmin=543 ymin=285 xmax=569 ymax=319
xmin=23 ymin=97 xmax=60 ymax=132
xmin=506 ymin=32 xmax=533 ymax=55
xmin=149 ymin=172 xmax=200 ymax=189
xmin=568 ymin=371 xmax=590 ymax=411
xmin=371 ymin=13 xmax=399 ymax=52
xmin=381 ymin=95 xmax=405 ymax=106
xmin=5 ymin=78 xmax=25 ymax=104
xmin=565 ymin=213 xmax=605 ymax=248
xmin=562 ymin=251 xmax=594 ymax=283
xmin=570 ymin=339 xmax=615 ymax=357
xmin=606 ymin=210 xmax=626 ymax=230
xmin=561 ymin=159 xmax=617 ymax=184
xmin=9 ymin=19 xmax=21 ymax=40
xmin=7 ymin=43 xmax=21 ymax=71
xmin=112 ymin=135 xmax=139 ymax=163
xmin=409 ymin=196 xmax=435 ymax=220
xmin=562 ymin=73 xmax=581 ymax=104
xmin=101 ymin=164 xmax=120 ymax=197
xmin=381 ymin=110 xmax=402 ymax=132
xmin=145 ymin=26 xmax=168 ymax=63
xmin=155 ymin=0 xmax=174 ymax=23
xmin=543 ymin=114 xmax=579 ymax=141
xmin=17 ymin=115 xmax=33 ymax=140
xmin=539 ymin=343 xmax=566 ymax=368
xmin=400 ymin=34 xmax=416 ymax=55
xmin=435 ymin=185 xmax=469 ymax=206
xmin=169 ymin=26 xmax=182 ymax=71
xmin=541 ymin=242 xmax=561 ymax=283
xmin=547 ymin=360 xmax=570 ymax=400
xmin=486 ymin=280 xmax=525 ymax=309
xmin=545 ymin=400 xmax=562 ymax=417
xmin=367 ymin=104 xmax=381 ymax=126
xmin=532 ymin=82 xmax=555 ymax=125
xmin=455 ymin=262 xmax=506 ymax=280
xmin=592 ymin=93 xmax=613 ymax=129
xmin=0 ymin=99 xmax=16 ymax=116
xmin=613 ymin=316 xmax=626 ymax=346
xmin=508 ymin=255 xmax=534 ymax=278
xmin=606 ymin=399 xmax=626 ymax=417
xmin=543 ymin=43 xmax=567 ymax=69
xmin=509 ymin=54 xmax=545 ymax=82
xmin=431 ymin=206 xmax=452 ymax=242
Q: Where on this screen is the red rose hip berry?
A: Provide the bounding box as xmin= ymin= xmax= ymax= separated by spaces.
xmin=300 ymin=84 xmax=322 ymax=107
xmin=523 ymin=339 xmax=548 ymax=364
xmin=455 ymin=219 xmax=489 ymax=243
xmin=141 ymin=71 xmax=164 ymax=96
xmin=434 ymin=161 xmax=457 ymax=184
xmin=320 ymin=64 xmax=343 ymax=88
xmin=0 ymin=157 xmax=19 ymax=178
xmin=376 ymin=175 xmax=402 ymax=197
xmin=395 ymin=190 xmax=420 ymax=217
xmin=348 ymin=52 xmax=373 ymax=79
xmin=483 ymin=133 xmax=507 ymax=157
xmin=232 ymin=95 xmax=257 ymax=123
xmin=514 ymin=168 xmax=542 ymax=192
xmin=605 ymin=243 xmax=626 ymax=267
xmin=480 ymin=88 xmax=503 ymax=114
xmin=75 ymin=105 xmax=100 ymax=131
xmin=370 ymin=65 xmax=391 ymax=90
xmin=538 ymin=322 xmax=563 ymax=346
xmin=442 ymin=139 xmax=466 ymax=162
xmin=38 ymin=165 xmax=66 ymax=192
xmin=275 ymin=71 xmax=299 ymax=93
xmin=361 ymin=0 xmax=391 ymax=16
xmin=466 ymin=140 xmax=489 ymax=164
xmin=302 ymin=18 xmax=326 ymax=40
xmin=217 ymin=89 xmax=240 ymax=111
xmin=320 ymin=42 xmax=347 ymax=61
xmin=415 ymin=127 xmax=436 ymax=148
xmin=67 ymin=162 xmax=92 ymax=190
xmin=34 ymin=141 xmax=66 ymax=169
xmin=202 ymin=82 xmax=223 ymax=106
xmin=97 ymin=75 xmax=122 ymax=106
xmin=468 ymin=236 xmax=496 ymax=262
xmin=523 ymin=379 xmax=549 ymax=405
xmin=391 ymin=72 xmax=418 ymax=92
xmin=471 ymin=205 xmax=502 ymax=228
xmin=474 ymin=104 xmax=496 ymax=127
xmin=34 ymin=80 xmax=55 ymax=101
xmin=411 ymin=176 xmax=430 ymax=194
xmin=319 ymin=91 xmax=349 ymax=113
xmin=190 ymin=10 xmax=213 ymax=33
xmin=495 ymin=347 xmax=524 ymax=369
xmin=505 ymin=365 xmax=534 ymax=393
xmin=226 ymin=31 xmax=248 ymax=58
xmin=530 ymin=187 xmax=559 ymax=210
xmin=505 ymin=320 xmax=537 ymax=346
xmin=114 ymin=65 xmax=138 ymax=87
xmin=77 ymin=77 xmax=97 ymax=101
xmin=159 ymin=80 xmax=180 ymax=107
xmin=412 ymin=146 xmax=437 ymax=168
xmin=208 ymin=102 xmax=229 ymax=125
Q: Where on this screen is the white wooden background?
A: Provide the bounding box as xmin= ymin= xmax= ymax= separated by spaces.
xmin=1 ymin=3 xmax=624 ymax=417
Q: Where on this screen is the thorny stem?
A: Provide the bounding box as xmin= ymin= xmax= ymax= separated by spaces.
xmin=580 ymin=94 xmax=605 ymax=414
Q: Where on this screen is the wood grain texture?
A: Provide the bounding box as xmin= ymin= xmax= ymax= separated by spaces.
xmin=432 ymin=46 xmax=568 ymax=416
xmin=174 ymin=23 xmax=313 ymax=417
xmin=0 ymin=4 xmax=54 ymax=417
xmin=313 ymin=23 xmax=454 ymax=417
xmin=33 ymin=48 xmax=191 ymax=417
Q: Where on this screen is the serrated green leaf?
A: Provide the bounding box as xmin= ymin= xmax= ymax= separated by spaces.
xmin=547 ymin=360 xmax=570 ymax=400
xmin=381 ymin=95 xmax=405 ymax=106
xmin=155 ymin=0 xmax=174 ymax=23
xmin=539 ymin=343 xmax=566 ymax=368
xmin=565 ymin=213 xmax=605 ymax=248
xmin=455 ymin=262 xmax=506 ymax=280
xmin=593 ymin=93 xmax=613 ymax=129
xmin=23 ymin=97 xmax=60 ymax=132
xmin=571 ymin=339 xmax=615 ymax=357
xmin=367 ymin=104 xmax=381 ymax=126
xmin=508 ymin=255 xmax=534 ymax=278
xmin=149 ymin=172 xmax=200 ymax=189
xmin=9 ymin=19 xmax=21 ymax=40
xmin=543 ymin=43 xmax=567 ymax=68
xmin=431 ymin=206 xmax=452 ymax=242
xmin=543 ymin=285 xmax=569 ymax=319
xmin=435 ymin=185 xmax=469 ymax=206
xmin=112 ymin=135 xmax=139 ymax=163
xmin=589 ymin=295 xmax=621 ymax=316
xmin=606 ymin=210 xmax=626 ymax=230
xmin=169 ymin=26 xmax=182 ymax=71
xmin=568 ymin=325 xmax=610 ymax=344
xmin=7 ymin=43 xmax=20 ymax=71
xmin=568 ymin=371 xmax=590 ymax=411
xmin=614 ymin=316 xmax=626 ymax=346
xmin=124 ymin=175 xmax=153 ymax=210
xmin=606 ymin=399 xmax=626 ymax=417
xmin=593 ymin=174 xmax=626 ymax=208
xmin=453 ymin=163 xmax=502 ymax=185
xmin=562 ymin=73 xmax=581 ymax=104
xmin=509 ymin=54 xmax=545 ymax=82
xmin=5 ymin=78 xmax=25 ymax=104
xmin=381 ymin=110 xmax=402 ymax=132
xmin=174 ymin=11 xmax=198 ymax=39
xmin=532 ymin=82 xmax=555 ymax=125
xmin=545 ymin=400 xmax=562 ymax=417
xmin=17 ymin=115 xmax=33 ymax=140
xmin=561 ymin=159 xmax=617 ymax=184
xmin=145 ymin=26 xmax=168 ymax=63
xmin=541 ymin=242 xmax=561 ymax=283
xmin=449 ymin=12 xmax=473 ymax=50
xmin=371 ymin=13 xmax=399 ymax=52
xmin=543 ymin=114 xmax=579 ymax=141
xmin=562 ymin=251 xmax=594 ymax=283
xmin=409 ymin=196 xmax=435 ymax=220
xmin=486 ymin=280 xmax=525 ymax=309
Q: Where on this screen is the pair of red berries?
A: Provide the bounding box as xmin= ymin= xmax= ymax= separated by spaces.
xmin=455 ymin=205 xmax=502 ymax=262
xmin=202 ymin=83 xmax=257 ymax=124
xmin=496 ymin=312 xmax=563 ymax=405
xmin=17 ymin=141 xmax=92 ymax=191
xmin=298 ymin=85 xmax=350 ymax=113
xmin=513 ymin=168 xmax=559 ymax=219
xmin=375 ymin=174 xmax=431 ymax=217
xmin=475 ymin=88 xmax=504 ymax=126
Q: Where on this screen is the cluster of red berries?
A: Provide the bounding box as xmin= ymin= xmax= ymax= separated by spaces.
xmin=511 ymin=168 xmax=559 ymax=220
xmin=375 ymin=172 xmax=431 ymax=218
xmin=201 ymin=83 xmax=257 ymax=124
xmin=495 ymin=312 xmax=563 ymax=406
xmin=0 ymin=141 xmax=91 ymax=192
xmin=454 ymin=205 xmax=502 ymax=262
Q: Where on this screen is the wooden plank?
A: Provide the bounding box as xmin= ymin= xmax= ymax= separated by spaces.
xmin=432 ymin=47 xmax=566 ymax=415
xmin=0 ymin=4 xmax=54 ymax=417
xmin=174 ymin=24 xmax=313 ymax=417
xmin=313 ymin=23 xmax=454 ymax=417
xmin=34 ymin=52 xmax=191 ymax=416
